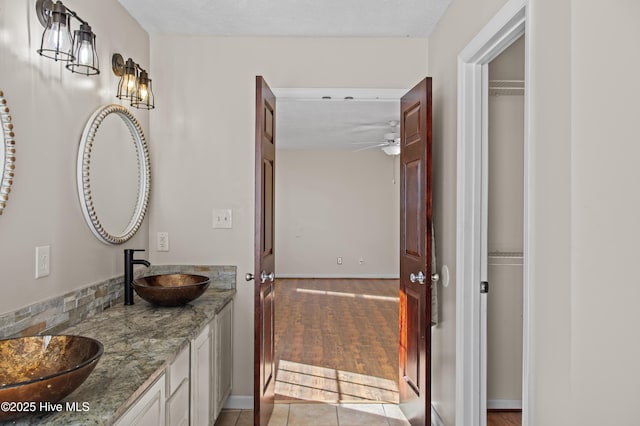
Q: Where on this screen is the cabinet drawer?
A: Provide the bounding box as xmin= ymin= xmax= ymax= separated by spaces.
xmin=167 ymin=345 xmax=190 ymax=397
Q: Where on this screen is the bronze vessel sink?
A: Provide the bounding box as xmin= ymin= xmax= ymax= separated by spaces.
xmin=0 ymin=335 xmax=103 ymax=420
xmin=132 ymin=273 xmax=211 ymax=307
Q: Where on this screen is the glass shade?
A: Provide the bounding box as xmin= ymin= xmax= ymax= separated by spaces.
xmin=116 ymin=59 xmax=138 ymax=100
xmin=131 ymin=71 xmax=155 ymax=110
xmin=37 ymin=2 xmax=73 ymax=62
xmin=66 ymin=24 xmax=99 ymax=75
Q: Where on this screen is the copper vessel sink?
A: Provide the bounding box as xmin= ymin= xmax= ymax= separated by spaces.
xmin=133 ymin=273 xmax=211 ymax=307
xmin=0 ymin=335 xmax=103 ymax=420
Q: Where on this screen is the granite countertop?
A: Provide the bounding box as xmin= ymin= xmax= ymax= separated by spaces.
xmin=6 ymin=285 xmax=235 ymax=425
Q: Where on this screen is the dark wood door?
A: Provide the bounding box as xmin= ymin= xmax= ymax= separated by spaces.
xmin=254 ymin=76 xmax=276 ymax=426
xmin=399 ymin=78 xmax=432 ymax=426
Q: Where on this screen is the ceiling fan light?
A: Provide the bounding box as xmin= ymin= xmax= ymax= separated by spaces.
xmin=382 ymin=145 xmax=400 ymax=156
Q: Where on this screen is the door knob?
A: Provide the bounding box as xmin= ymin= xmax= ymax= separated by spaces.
xmin=245 ymin=273 xmax=254 ymax=281
xmin=410 ymin=271 xmax=426 ymax=284
xmin=260 ymin=271 xmax=275 ymax=283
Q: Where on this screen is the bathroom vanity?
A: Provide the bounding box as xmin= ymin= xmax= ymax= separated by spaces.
xmin=10 ymin=285 xmax=235 ymax=425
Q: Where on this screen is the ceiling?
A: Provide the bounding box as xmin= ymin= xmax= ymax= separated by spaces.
xmin=118 ymin=0 xmax=452 ymax=151
xmin=117 ymin=0 xmax=452 ymax=38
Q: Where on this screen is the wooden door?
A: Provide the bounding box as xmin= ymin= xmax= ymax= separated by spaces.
xmin=399 ymin=78 xmax=432 ymax=426
xmin=254 ymin=76 xmax=276 ymax=426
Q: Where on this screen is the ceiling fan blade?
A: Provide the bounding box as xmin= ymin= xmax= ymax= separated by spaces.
xmin=353 ymin=144 xmax=385 ymax=152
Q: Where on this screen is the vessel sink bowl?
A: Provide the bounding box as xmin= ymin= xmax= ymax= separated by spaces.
xmin=0 ymin=335 xmax=103 ymax=420
xmin=133 ymin=273 xmax=211 ymax=307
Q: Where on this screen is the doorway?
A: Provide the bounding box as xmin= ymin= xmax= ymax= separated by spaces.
xmin=456 ymin=1 xmax=531 ymax=426
xmin=272 ymin=88 xmax=403 ymax=405
xmin=486 ymin=35 xmax=525 ymax=425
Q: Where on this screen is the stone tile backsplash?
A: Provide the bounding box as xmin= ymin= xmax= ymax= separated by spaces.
xmin=0 ymin=265 xmax=236 ymax=339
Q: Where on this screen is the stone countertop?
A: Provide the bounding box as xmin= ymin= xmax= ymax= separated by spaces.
xmin=5 ymin=286 xmax=235 ymax=425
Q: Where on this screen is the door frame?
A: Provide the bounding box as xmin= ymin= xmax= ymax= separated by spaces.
xmin=455 ymin=1 xmax=532 ymax=426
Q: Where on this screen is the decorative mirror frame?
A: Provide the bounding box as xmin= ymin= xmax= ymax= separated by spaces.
xmin=0 ymin=90 xmax=16 ymax=215
xmin=77 ymin=104 xmax=151 ymax=244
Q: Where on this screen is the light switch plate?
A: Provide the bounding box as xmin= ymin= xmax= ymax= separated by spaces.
xmin=157 ymin=232 xmax=169 ymax=251
xmin=35 ymin=245 xmax=50 ymax=279
xmin=212 ymin=208 xmax=232 ymax=229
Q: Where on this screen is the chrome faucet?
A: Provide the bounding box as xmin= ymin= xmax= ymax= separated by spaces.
xmin=124 ymin=249 xmax=151 ymax=305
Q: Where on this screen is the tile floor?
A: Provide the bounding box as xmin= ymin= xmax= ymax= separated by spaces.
xmin=214 ymin=403 xmax=411 ymax=426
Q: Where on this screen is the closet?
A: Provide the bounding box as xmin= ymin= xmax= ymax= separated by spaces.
xmin=486 ymin=36 xmax=525 ymax=411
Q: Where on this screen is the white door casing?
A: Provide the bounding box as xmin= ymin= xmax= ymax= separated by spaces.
xmin=455 ymin=1 xmax=532 ymax=426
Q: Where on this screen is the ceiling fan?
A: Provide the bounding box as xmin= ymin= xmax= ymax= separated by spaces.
xmin=351 ymin=120 xmax=400 ymax=156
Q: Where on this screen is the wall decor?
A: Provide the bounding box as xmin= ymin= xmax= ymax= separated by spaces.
xmin=77 ymin=104 xmax=150 ymax=244
xmin=0 ymin=90 xmax=16 ymax=215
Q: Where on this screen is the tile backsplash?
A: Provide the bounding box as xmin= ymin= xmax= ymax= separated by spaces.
xmin=0 ymin=265 xmax=236 ymax=339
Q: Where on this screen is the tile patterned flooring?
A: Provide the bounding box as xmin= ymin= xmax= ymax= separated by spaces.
xmin=215 ymin=403 xmax=410 ymax=426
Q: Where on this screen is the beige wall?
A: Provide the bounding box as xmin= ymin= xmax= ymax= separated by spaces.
xmin=427 ymin=0 xmax=511 ymax=423
xmin=148 ymin=36 xmax=428 ymax=397
xmin=275 ymin=149 xmax=399 ymax=277
xmin=570 ymin=1 xmax=640 ymax=424
xmin=0 ymin=0 xmax=149 ymax=314
xmin=431 ymin=0 xmax=640 ymax=424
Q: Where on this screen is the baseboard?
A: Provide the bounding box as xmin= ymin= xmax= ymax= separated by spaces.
xmin=487 ymin=399 xmax=522 ymax=410
xmin=223 ymin=395 xmax=254 ymax=410
xmin=431 ymin=404 xmax=445 ymax=426
xmin=276 ymin=274 xmax=399 ymax=279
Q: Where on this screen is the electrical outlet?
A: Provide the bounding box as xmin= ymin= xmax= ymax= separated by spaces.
xmin=35 ymin=246 xmax=50 ymax=279
xmin=157 ymin=232 xmax=169 ymax=251
xmin=212 ymin=208 xmax=232 ymax=229
xmin=337 ymin=257 xmax=343 ymax=265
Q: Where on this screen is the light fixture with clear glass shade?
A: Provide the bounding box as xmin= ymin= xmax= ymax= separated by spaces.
xmin=66 ymin=23 xmax=99 ymax=75
xmin=131 ymin=70 xmax=155 ymax=110
xmin=35 ymin=0 xmax=99 ymax=75
xmin=112 ymin=54 xmax=155 ymax=110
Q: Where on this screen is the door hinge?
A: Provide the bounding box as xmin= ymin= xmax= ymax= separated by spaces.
xmin=480 ymin=281 xmax=489 ymax=294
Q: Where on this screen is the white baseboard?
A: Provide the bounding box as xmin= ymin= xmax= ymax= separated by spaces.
xmin=276 ymin=274 xmax=399 ymax=279
xmin=487 ymin=399 xmax=522 ymax=410
xmin=432 ymin=404 xmax=445 ymax=426
xmin=223 ymin=395 xmax=253 ymax=410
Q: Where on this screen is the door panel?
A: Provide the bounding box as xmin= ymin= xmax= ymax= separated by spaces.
xmin=399 ymin=78 xmax=432 ymax=426
xmin=255 ymin=76 xmax=276 ymax=426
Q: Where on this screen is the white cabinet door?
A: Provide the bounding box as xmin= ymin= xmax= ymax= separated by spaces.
xmin=214 ymin=300 xmax=233 ymax=418
xmin=166 ymin=345 xmax=190 ymax=426
xmin=115 ymin=374 xmax=166 ymax=426
xmin=166 ymin=379 xmax=190 ymax=426
xmin=191 ymin=323 xmax=212 ymax=426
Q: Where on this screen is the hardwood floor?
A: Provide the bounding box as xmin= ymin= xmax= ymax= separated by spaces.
xmin=487 ymin=410 xmax=522 ymax=426
xmin=274 ymin=278 xmax=400 ymax=403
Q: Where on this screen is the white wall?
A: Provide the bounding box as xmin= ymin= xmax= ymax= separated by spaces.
xmin=426 ymin=0 xmax=512 ymax=423
xmin=431 ymin=0 xmax=640 ymax=424
xmin=0 ymin=0 xmax=149 ymax=315
xmin=570 ymin=2 xmax=640 ymax=424
xmin=148 ymin=36 xmax=428 ymax=397
xmin=275 ymin=149 xmax=399 ymax=277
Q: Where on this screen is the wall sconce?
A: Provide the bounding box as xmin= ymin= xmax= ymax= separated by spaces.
xmin=35 ymin=0 xmax=99 ymax=76
xmin=112 ymin=54 xmax=155 ymax=110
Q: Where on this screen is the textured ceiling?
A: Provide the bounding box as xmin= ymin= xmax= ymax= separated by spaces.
xmin=118 ymin=0 xmax=452 ymax=37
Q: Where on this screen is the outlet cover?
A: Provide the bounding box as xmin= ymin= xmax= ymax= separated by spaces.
xmin=157 ymin=232 xmax=169 ymax=251
xmin=35 ymin=245 xmax=50 ymax=279
xmin=212 ymin=208 xmax=232 ymax=229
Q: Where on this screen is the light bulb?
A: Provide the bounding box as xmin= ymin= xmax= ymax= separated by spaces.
xmin=138 ymin=84 xmax=148 ymax=101
xmin=77 ymin=39 xmax=92 ymax=66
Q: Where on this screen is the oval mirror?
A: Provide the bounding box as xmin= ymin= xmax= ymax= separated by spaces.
xmin=0 ymin=90 xmax=16 ymax=215
xmin=77 ymin=104 xmax=150 ymax=244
